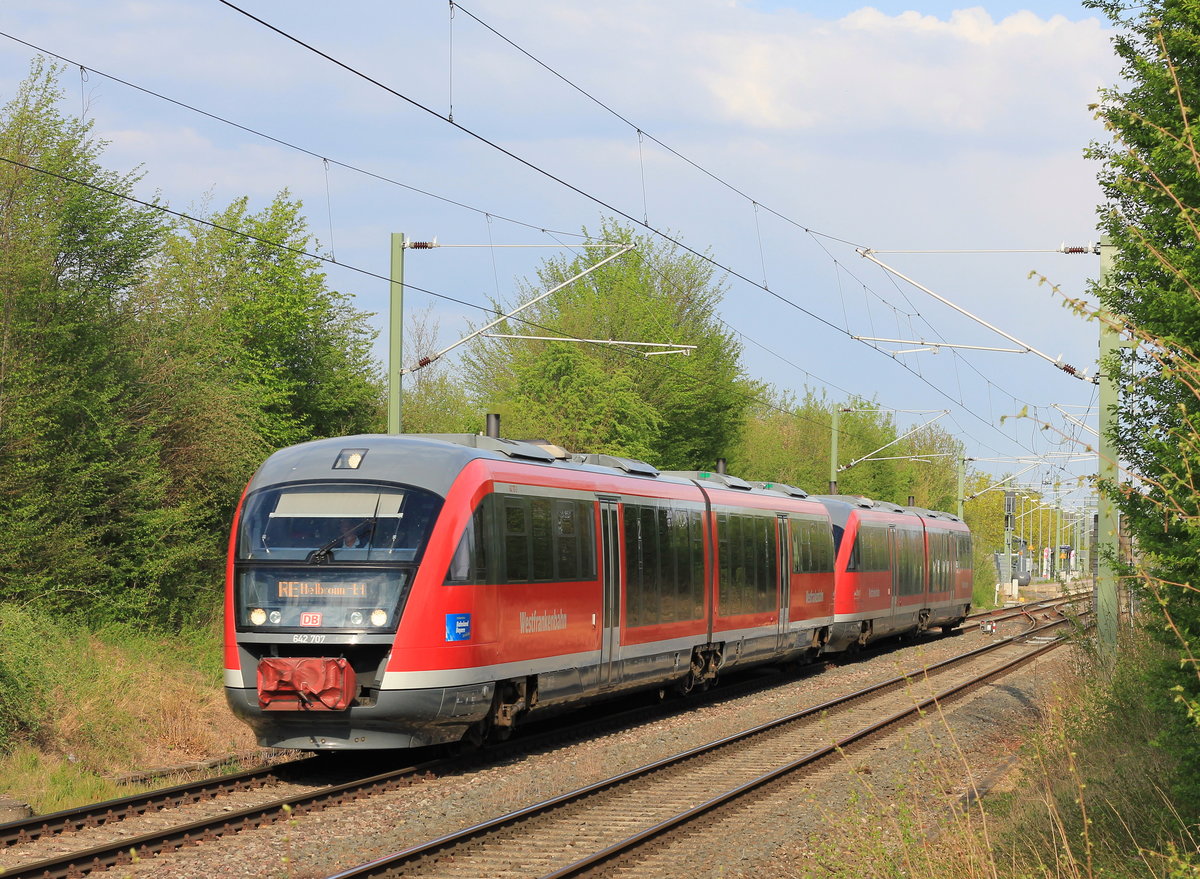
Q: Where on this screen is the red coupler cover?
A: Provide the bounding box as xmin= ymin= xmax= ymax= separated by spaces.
xmin=257 ymin=657 xmax=356 ymax=711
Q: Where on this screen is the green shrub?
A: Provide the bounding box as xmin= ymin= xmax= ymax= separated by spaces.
xmin=993 ymin=631 xmax=1194 ymax=875
xmin=0 ymin=606 xmax=58 ymax=751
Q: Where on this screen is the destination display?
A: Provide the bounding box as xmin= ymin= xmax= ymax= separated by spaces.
xmin=236 ymin=567 xmax=411 ymax=632
xmin=276 ymin=580 xmax=373 ymax=599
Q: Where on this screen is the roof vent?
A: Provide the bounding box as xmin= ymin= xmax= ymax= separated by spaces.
xmin=412 ymin=433 xmax=557 ymax=463
xmin=573 ymin=453 xmax=660 ymax=477
xmin=663 ymin=470 xmax=753 ymax=491
xmin=752 ymin=481 xmax=809 ymax=499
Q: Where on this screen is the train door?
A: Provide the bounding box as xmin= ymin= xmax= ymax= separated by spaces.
xmin=776 ymin=515 xmax=790 ymax=651
xmin=598 ymin=497 xmax=622 ymax=689
xmin=888 ymin=524 xmax=899 ymax=616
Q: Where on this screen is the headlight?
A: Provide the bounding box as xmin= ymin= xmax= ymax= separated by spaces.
xmin=349 ymin=611 xmax=364 ymax=626
xmin=250 ymin=608 xmax=267 ymax=626
xmin=269 ymin=610 xmax=282 ymax=624
xmin=371 ymin=609 xmax=388 ymax=626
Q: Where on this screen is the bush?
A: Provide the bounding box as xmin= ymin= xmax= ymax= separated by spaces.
xmin=992 ymin=630 xmax=1195 ymax=875
xmin=0 ymin=606 xmax=57 ymax=751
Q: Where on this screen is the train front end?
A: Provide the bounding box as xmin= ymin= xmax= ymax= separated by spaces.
xmin=223 ymin=435 xmax=484 ymax=750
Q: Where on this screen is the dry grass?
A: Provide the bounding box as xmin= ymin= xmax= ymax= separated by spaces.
xmin=0 ymin=612 xmax=257 ymax=813
xmin=763 ymin=636 xmax=1199 ymax=879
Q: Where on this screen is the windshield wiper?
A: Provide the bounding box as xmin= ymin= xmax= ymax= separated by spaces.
xmin=309 ymin=519 xmax=373 ymax=565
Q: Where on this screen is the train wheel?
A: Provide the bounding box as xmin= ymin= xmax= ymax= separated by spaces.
xmin=458 ymin=720 xmax=488 ymax=751
xmin=488 ymin=723 xmax=514 ymax=743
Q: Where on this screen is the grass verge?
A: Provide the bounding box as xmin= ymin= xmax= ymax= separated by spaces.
xmin=0 ymin=603 xmax=257 ymax=813
xmin=769 ymin=630 xmax=1199 ymax=878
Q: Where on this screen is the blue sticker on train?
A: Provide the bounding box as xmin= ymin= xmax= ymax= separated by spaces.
xmin=445 ymin=613 xmax=471 ymax=642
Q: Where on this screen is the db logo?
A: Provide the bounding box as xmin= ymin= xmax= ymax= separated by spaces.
xmin=300 ymin=612 xmax=322 ymax=627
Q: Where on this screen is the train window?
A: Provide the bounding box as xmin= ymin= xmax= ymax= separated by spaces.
xmin=896 ymin=529 xmax=925 ymax=595
xmin=847 ymin=524 xmax=890 ymax=573
xmin=676 ymin=508 xmax=705 ymax=620
xmin=717 ymin=511 xmax=776 ymax=616
xmin=845 ymin=532 xmax=860 ymax=571
xmin=955 ymin=532 xmax=973 ymax=573
xmin=531 ymin=499 xmax=554 ymax=581
xmin=447 ymin=502 xmax=491 ymax=583
xmin=555 ymin=500 xmax=580 ymax=580
xmin=445 ymin=493 xmax=597 ymax=586
xmin=504 ymin=498 xmax=532 ymax=582
xmin=623 ymin=501 xmax=705 ymax=627
xmin=790 ymin=516 xmax=834 ymax=574
xmin=928 ymin=531 xmax=952 ymax=592
xmin=238 ymin=482 xmax=443 ymax=564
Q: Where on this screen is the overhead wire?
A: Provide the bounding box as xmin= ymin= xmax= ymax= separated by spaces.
xmin=7 ymin=11 xmax=1090 ymax=475
xmin=0 ymin=151 xmax=889 ymax=448
xmin=439 ymin=2 xmax=1099 ymax=470
xmin=448 ymin=1 xmax=867 ymax=250
xmin=0 ymin=30 xmax=592 ymax=244
xmin=0 ymin=25 xmax=882 ymax=421
xmin=447 ymin=0 xmax=1095 ymax=455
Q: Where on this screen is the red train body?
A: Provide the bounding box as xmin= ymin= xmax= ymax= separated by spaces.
xmin=224 ymin=434 xmax=972 ymax=750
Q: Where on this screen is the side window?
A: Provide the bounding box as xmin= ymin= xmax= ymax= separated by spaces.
xmin=846 ymin=525 xmax=862 ymax=572
xmin=757 ymin=514 xmax=777 ymax=611
xmin=446 ymin=501 xmax=491 ymax=584
xmin=717 ymin=511 xmax=777 ymax=615
xmin=897 ymin=529 xmax=924 ymax=595
xmin=624 ymin=501 xmax=706 ymax=626
xmin=791 ymin=516 xmax=834 ymax=574
xmin=530 ymin=497 xmax=553 ymax=581
xmin=504 ymin=496 xmax=531 ymax=582
xmin=445 ymin=493 xmax=596 ymax=585
xmin=556 ymin=500 xmax=580 ymax=580
xmin=850 ymin=524 xmax=891 ymax=573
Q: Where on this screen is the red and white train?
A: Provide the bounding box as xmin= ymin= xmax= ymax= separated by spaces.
xmin=224 ymin=433 xmax=973 ymax=750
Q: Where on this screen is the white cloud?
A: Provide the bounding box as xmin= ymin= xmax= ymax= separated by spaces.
xmin=681 ymin=6 xmax=1112 ymax=135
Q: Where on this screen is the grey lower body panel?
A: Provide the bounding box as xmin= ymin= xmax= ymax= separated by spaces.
xmin=225 ymin=682 xmax=492 ymax=750
xmin=228 ymin=626 xmax=836 ymax=751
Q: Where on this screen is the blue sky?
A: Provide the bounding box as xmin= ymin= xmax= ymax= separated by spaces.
xmin=0 ymin=1 xmax=1119 ymax=503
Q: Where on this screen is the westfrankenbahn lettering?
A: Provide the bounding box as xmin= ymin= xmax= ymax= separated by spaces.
xmin=519 ymin=609 xmax=567 ymax=634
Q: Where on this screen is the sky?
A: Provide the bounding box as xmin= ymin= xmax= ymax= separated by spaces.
xmin=0 ymin=1 xmax=1121 ymax=511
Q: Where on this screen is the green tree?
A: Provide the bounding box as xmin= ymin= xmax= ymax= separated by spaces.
xmin=0 ymin=59 xmax=207 ymax=623
xmin=129 ymin=192 xmax=386 ymax=602
xmin=729 ymin=389 xmax=834 ymax=490
xmin=731 ymin=388 xmax=963 ymax=510
xmin=504 ymin=342 xmax=662 ymax=458
xmin=1086 ymin=0 xmax=1200 ymax=817
xmin=142 ymin=193 xmax=384 ymax=449
xmin=462 ymin=219 xmax=757 ymax=468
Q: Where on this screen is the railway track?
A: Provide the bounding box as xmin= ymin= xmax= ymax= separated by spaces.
xmin=0 ymin=758 xmax=318 ymax=848
xmin=322 ymin=612 xmax=1077 ymax=879
xmin=0 ymin=594 xmax=1082 ymax=878
xmin=965 ymin=591 xmax=1086 ymax=628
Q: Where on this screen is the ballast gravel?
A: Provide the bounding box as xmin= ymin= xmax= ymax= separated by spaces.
xmin=103 ymin=615 xmax=1071 ymax=879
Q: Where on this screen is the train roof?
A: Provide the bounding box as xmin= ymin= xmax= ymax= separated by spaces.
xmin=247 ymin=436 xmax=964 ymax=530
xmin=904 ymin=506 xmax=967 ymax=525
xmin=810 ymin=494 xmax=966 ymax=530
xmin=246 ymin=433 xmax=692 ymax=498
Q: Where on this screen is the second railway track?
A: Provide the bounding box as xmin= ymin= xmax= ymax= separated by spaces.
xmin=325 ymin=613 xmax=1079 ymax=879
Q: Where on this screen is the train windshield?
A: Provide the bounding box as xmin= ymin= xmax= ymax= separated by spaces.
xmin=237 ymin=482 xmax=443 ymax=563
